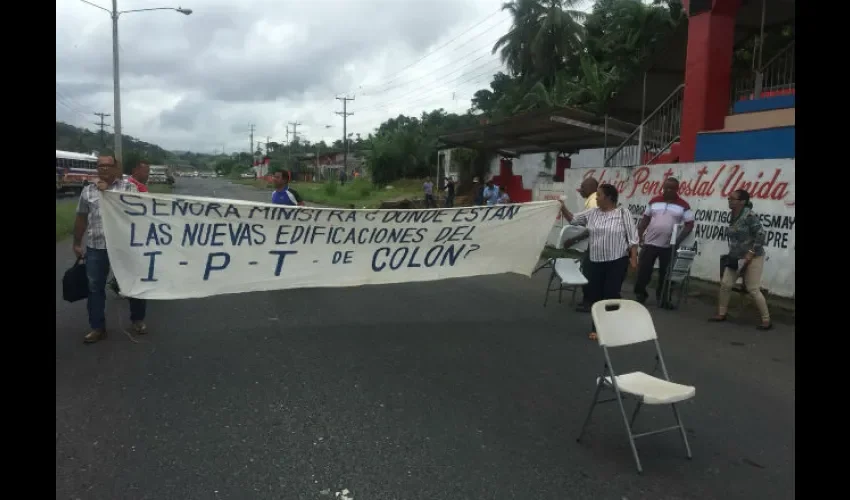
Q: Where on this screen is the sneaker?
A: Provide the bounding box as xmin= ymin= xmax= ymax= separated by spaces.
xmin=132 ymin=321 xmax=148 ymax=335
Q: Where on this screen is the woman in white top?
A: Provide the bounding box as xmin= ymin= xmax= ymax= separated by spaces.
xmin=560 ymin=184 xmax=639 ymax=340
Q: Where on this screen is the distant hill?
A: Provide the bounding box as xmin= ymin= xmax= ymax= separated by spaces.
xmin=56 ymin=121 xmax=172 ymax=165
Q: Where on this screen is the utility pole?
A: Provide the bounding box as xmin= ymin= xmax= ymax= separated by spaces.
xmin=288 ymin=121 xmax=301 ymax=144
xmin=266 ymin=136 xmax=271 ymax=154
xmin=288 ymin=121 xmax=301 ymax=162
xmin=335 ymin=96 xmax=354 ymax=171
xmin=94 ymin=112 xmax=111 ymax=149
xmin=249 ymin=124 xmax=255 ymax=157
xmin=285 ymin=126 xmax=291 ymax=163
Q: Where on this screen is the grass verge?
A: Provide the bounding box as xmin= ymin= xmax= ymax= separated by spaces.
xmin=56 ymin=200 xmax=77 ymax=242
xmin=231 ymin=178 xmax=424 ymax=208
xmin=147 ymin=183 xmax=175 ymax=194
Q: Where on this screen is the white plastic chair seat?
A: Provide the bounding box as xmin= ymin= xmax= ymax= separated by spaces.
xmin=554 ymin=258 xmax=588 ymax=285
xmin=597 ymin=372 xmax=696 ymax=405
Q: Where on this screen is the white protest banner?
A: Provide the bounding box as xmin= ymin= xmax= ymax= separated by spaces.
xmin=100 ymin=191 xmax=561 ymax=300
xmin=560 ymin=159 xmax=795 ymax=297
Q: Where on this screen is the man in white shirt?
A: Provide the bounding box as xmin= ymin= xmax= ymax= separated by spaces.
xmin=73 ymin=154 xmax=147 ymax=343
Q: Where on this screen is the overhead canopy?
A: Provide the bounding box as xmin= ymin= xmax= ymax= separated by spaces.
xmin=604 ymin=0 xmax=795 ymax=124
xmin=438 ymin=107 xmax=637 ymax=156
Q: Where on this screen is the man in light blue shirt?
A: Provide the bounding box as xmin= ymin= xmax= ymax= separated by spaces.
xmin=482 ymin=180 xmax=500 ymax=205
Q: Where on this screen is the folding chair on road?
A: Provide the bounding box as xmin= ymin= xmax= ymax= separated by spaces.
xmin=543 ymin=225 xmax=589 ymax=307
xmin=577 ymin=299 xmax=695 ymax=473
xmin=659 ymin=241 xmax=698 ymax=309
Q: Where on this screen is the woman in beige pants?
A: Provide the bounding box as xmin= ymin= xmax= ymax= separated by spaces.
xmin=709 ymin=189 xmax=772 ymax=330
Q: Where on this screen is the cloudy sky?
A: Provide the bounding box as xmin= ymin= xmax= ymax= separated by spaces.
xmin=56 ymin=0 xmax=523 ymax=154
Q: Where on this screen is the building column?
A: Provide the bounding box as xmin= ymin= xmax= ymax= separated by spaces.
xmin=555 ymin=156 xmax=570 ymax=182
xmin=679 ymin=0 xmax=741 ymax=162
xmin=499 ymin=158 xmax=513 ymax=178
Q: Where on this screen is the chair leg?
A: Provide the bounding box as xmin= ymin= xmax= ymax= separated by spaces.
xmin=671 ymin=403 xmax=693 ymax=459
xmin=570 ymin=287 xmax=578 ymax=305
xmin=558 ymin=285 xmax=564 ymax=304
xmin=543 ymin=268 xmax=556 ymax=307
xmin=532 ymin=258 xmax=553 ymax=275
xmin=576 ymin=381 xmax=604 ymax=443
xmin=614 ymin=388 xmax=644 ymax=473
xmin=629 ymin=401 xmax=643 ymax=428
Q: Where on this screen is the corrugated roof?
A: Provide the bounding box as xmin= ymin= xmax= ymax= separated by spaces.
xmin=438 ymin=106 xmax=636 ymax=156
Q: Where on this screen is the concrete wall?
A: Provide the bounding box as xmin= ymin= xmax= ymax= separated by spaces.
xmin=534 ymin=159 xmax=796 ymax=298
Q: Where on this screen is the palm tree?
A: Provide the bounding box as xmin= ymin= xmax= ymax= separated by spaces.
xmin=492 ymin=0 xmax=541 ymax=79
xmin=516 ymin=55 xmax=618 ymax=113
xmin=492 ymin=0 xmax=587 ymax=86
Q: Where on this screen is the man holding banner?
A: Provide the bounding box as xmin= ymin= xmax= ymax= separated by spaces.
xmin=73 ymin=154 xmax=148 ymax=343
xmin=271 ymin=169 xmax=301 ymax=206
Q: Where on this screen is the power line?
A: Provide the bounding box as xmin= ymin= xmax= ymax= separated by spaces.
xmin=353 ymin=58 xmax=503 ymax=114
xmin=335 ymin=96 xmax=354 ymax=171
xmin=343 ymin=67 xmax=500 ymax=131
xmin=348 ymin=8 xmax=506 ymax=95
xmin=358 ymin=17 xmax=511 ymax=97
xmin=55 ymin=92 xmax=90 ymax=120
xmin=361 ymin=39 xmax=505 ymax=98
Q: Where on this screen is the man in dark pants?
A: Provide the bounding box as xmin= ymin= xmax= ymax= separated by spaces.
xmin=634 ymin=177 xmax=694 ymax=308
xmin=73 ymin=154 xmax=146 ymax=343
xmin=444 ymin=177 xmax=455 ymax=207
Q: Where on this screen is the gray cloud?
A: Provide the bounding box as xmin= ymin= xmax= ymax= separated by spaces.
xmin=56 ymin=0 xmax=510 ymax=152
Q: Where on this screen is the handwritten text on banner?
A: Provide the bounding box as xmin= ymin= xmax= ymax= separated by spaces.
xmin=100 ymin=192 xmax=561 ymax=300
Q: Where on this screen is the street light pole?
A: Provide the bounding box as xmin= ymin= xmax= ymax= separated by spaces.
xmin=78 ymin=0 xmax=192 ymax=167
xmin=111 ymin=0 xmax=123 ymax=166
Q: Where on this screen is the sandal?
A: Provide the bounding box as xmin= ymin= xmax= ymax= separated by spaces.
xmin=588 ymin=332 xmax=598 ymax=340
xmin=756 ymin=322 xmax=773 ymax=331
xmin=708 ymin=315 xmax=727 ymax=322
xmin=132 ymin=321 xmax=148 ymax=335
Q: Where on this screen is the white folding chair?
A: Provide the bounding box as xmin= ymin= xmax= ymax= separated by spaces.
xmin=577 ymin=300 xmax=695 ymax=473
xmin=660 ymin=241 xmax=698 ymax=309
xmin=543 ymin=225 xmax=589 ymax=307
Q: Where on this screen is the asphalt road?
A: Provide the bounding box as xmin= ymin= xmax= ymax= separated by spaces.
xmin=56 ymin=178 xmax=795 ymax=500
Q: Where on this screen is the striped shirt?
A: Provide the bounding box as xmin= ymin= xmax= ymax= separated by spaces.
xmin=642 ymin=195 xmax=694 ymax=248
xmin=571 ymin=206 xmax=639 ymax=262
xmin=76 ymin=178 xmax=139 ymax=250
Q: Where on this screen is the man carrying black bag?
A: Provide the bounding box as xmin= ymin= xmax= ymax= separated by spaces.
xmin=72 ymin=154 xmax=146 ymax=344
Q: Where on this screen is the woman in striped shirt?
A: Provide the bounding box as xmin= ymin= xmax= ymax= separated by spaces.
xmin=561 ymin=184 xmax=639 ymax=340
